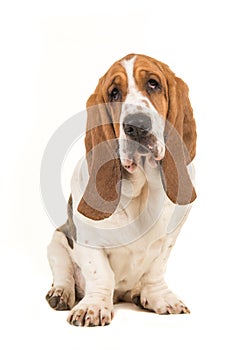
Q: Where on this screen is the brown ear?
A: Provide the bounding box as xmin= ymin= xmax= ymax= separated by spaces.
xmin=77 ymin=87 xmax=122 ymax=220
xmin=160 ymin=76 xmax=197 ymax=205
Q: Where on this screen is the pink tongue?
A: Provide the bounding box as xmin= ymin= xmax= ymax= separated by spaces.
xmin=125 ymin=163 xmax=134 ymax=171
xmin=122 ymin=159 xmax=136 ymax=172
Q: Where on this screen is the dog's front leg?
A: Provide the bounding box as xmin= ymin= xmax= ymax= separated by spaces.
xmin=68 ymin=245 xmax=115 ymax=327
xmin=139 ymin=233 xmax=190 ymax=315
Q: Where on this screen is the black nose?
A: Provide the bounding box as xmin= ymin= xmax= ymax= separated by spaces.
xmin=123 ymin=114 xmax=152 ymax=140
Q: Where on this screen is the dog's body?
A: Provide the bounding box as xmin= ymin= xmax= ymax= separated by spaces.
xmin=46 ymin=54 xmax=196 ymax=326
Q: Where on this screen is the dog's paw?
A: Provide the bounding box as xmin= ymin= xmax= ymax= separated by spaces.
xmin=140 ymin=289 xmax=190 ymax=315
xmin=46 ymin=286 xmax=75 ymax=311
xmin=67 ymin=298 xmax=113 ymax=327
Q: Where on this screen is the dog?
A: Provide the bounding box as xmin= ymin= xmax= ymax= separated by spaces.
xmin=46 ymin=53 xmax=197 ymax=326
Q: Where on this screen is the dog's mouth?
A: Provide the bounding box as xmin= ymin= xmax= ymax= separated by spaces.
xmin=122 ymin=158 xmax=138 ymax=173
xmin=121 ymin=139 xmax=165 ymax=174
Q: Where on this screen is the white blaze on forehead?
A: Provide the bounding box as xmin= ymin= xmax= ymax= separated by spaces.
xmin=121 ymin=56 xmax=137 ymax=94
xmin=120 ymin=56 xmax=153 ymax=108
xmin=120 ymin=56 xmax=164 ymax=138
xmin=119 ymin=56 xmax=165 ymax=166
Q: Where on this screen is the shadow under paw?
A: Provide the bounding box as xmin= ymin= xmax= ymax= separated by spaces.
xmin=132 ymin=294 xmax=144 ymax=309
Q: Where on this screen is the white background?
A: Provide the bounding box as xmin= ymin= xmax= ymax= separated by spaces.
xmin=1 ymin=1 xmax=233 ymax=349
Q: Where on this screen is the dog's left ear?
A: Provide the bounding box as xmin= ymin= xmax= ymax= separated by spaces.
xmin=160 ymin=74 xmax=197 ymax=205
xmin=77 ymin=78 xmax=122 ymax=220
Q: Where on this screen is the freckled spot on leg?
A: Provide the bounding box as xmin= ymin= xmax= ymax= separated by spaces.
xmin=104 ymin=307 xmax=109 ymax=310
xmin=93 ymin=270 xmax=97 ymax=274
xmin=77 ymin=309 xmax=85 ymax=317
xmin=88 ymin=261 xmax=91 ymax=264
xmin=87 ymin=310 xmax=94 ymax=315
xmin=102 ymin=298 xmax=106 ymax=302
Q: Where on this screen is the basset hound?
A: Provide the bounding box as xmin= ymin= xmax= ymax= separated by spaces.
xmin=46 ymin=54 xmax=197 ymax=326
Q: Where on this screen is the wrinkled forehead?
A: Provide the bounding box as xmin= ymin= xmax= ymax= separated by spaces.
xmin=133 ymin=54 xmax=164 ymax=70
xmin=103 ymin=55 xmax=167 ymax=89
xmin=132 ymin=55 xmax=168 ymax=87
xmin=103 ymin=62 xmax=127 ymax=87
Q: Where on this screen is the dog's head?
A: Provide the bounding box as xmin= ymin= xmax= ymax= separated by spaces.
xmin=78 ymin=54 xmax=197 ymax=220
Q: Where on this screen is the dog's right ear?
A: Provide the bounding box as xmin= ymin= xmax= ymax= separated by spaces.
xmin=160 ymin=73 xmax=197 ymax=205
xmin=77 ymin=80 xmax=122 ymax=220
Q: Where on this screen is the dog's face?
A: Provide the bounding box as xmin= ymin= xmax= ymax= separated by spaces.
xmin=98 ymin=54 xmax=172 ymax=173
xmin=119 ymin=55 xmax=167 ymax=172
xmin=78 ymin=54 xmax=197 ymax=220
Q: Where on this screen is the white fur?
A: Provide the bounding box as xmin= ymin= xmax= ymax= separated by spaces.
xmin=47 ymin=56 xmax=194 ymax=326
xmin=47 ymin=156 xmax=193 ymax=325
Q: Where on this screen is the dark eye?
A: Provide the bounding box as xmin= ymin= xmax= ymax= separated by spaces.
xmin=109 ymin=87 xmax=121 ymax=102
xmin=147 ymin=79 xmax=160 ymax=92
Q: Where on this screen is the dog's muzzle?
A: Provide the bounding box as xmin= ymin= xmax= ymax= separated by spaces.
xmin=121 ymin=113 xmax=165 ymax=172
xmin=123 ymin=114 xmax=153 ymax=154
xmin=123 ymin=113 xmax=164 ymax=155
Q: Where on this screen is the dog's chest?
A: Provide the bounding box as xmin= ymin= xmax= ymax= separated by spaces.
xmin=71 ymin=159 xmax=191 ymax=292
xmin=106 ymin=227 xmax=165 ymax=290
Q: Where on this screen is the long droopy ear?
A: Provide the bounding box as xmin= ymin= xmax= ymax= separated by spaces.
xmin=160 ymin=74 xmax=197 ymax=205
xmin=77 ymin=81 xmax=122 ymax=220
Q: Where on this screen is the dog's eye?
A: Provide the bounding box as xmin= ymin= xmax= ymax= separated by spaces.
xmin=109 ymin=88 xmax=121 ymax=102
xmin=146 ymin=79 xmax=161 ymax=92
